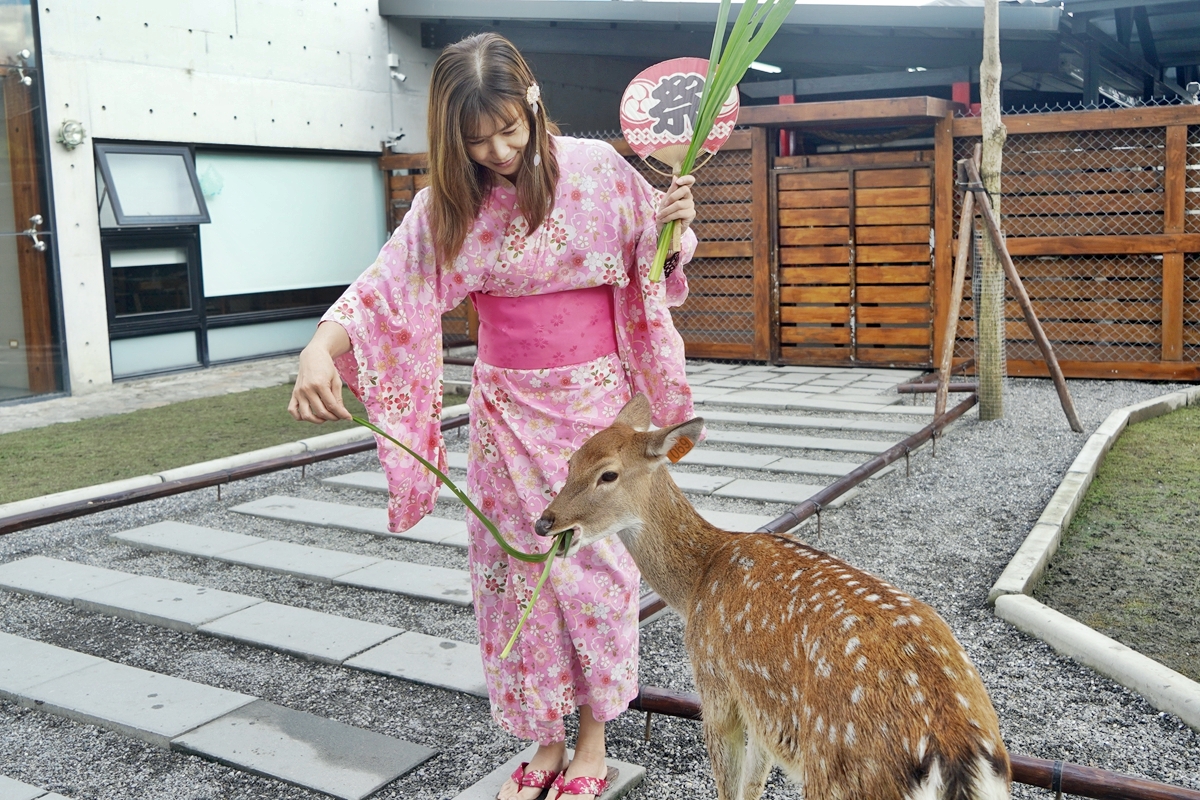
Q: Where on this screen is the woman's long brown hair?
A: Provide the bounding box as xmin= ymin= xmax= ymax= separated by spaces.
xmin=427 ymin=33 xmax=560 ymax=264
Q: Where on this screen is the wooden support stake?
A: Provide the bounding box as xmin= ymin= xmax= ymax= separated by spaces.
xmin=963 ymin=159 xmax=1084 ymax=433
xmin=936 ymin=157 xmax=977 ymax=418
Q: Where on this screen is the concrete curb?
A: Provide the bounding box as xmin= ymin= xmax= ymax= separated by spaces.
xmin=995 ymin=594 xmax=1200 ymax=731
xmin=0 ymin=404 xmax=471 ymax=521
xmin=988 ymin=386 xmax=1200 ymax=731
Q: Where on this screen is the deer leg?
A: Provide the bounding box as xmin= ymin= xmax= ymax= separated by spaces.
xmin=737 ymin=735 xmax=773 ymax=800
xmin=702 ymin=699 xmax=746 ymax=800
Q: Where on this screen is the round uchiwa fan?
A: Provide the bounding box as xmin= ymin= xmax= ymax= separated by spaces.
xmin=620 ymin=57 xmax=740 ymax=176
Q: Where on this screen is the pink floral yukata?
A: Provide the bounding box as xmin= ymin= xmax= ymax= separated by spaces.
xmin=323 ymin=136 xmax=696 ymax=744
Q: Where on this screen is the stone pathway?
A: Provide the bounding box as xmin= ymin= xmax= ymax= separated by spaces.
xmin=1 ymin=360 xmax=936 ymax=798
xmin=0 ymin=632 xmax=432 ymax=800
xmin=0 ymin=775 xmax=73 ymax=800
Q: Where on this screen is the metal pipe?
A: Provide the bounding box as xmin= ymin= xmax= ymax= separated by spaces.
xmin=898 ymin=382 xmax=978 ymax=394
xmin=0 ymin=415 xmax=470 ymax=536
xmin=629 ymin=688 xmax=1200 ymax=799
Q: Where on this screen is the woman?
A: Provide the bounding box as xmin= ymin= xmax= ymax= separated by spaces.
xmin=289 ymin=33 xmax=696 ymax=800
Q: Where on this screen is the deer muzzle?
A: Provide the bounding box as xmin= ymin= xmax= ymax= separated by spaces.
xmin=534 ymin=513 xmax=558 ymax=538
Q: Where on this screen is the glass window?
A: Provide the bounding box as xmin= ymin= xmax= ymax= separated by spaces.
xmin=95 ymin=144 xmax=210 ymax=227
xmin=109 ymin=247 xmax=191 ymax=316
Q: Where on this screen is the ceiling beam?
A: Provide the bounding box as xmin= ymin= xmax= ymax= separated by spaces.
xmin=1132 ymin=5 xmax=1161 ymax=66
xmin=1062 ymin=0 xmax=1192 ymax=13
xmin=420 ymin=22 xmax=1058 ymax=72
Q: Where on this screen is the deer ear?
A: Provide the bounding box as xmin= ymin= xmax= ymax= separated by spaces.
xmin=646 ymin=418 xmax=705 ymax=463
xmin=614 ymin=393 xmax=653 ymax=432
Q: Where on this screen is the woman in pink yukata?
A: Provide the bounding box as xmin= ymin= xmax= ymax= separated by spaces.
xmin=289 ymin=33 xmax=697 ymax=800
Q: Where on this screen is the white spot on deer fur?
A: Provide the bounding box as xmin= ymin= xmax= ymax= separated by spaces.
xmin=791 ymin=570 xmax=803 ymax=580
xmin=854 ymin=587 xmax=867 ymax=595
xmin=844 ymin=722 xmax=857 ymax=745
xmin=916 ymin=735 xmax=929 ymax=760
xmin=902 ymin=642 xmax=917 ymax=656
xmin=844 ymin=637 xmax=861 ymax=657
xmin=816 ymin=657 xmax=832 ymax=678
xmin=909 ymin=614 xmax=923 ymax=625
xmin=911 ymin=689 xmax=925 ymax=704
xmin=854 ymin=655 xmax=868 ymax=672
xmin=828 ymin=723 xmax=839 ymax=744
xmin=865 ymin=594 xmax=880 ymax=603
xmin=791 ymin=685 xmax=799 ymax=701
xmin=815 ymin=716 xmax=825 ymax=733
xmin=881 ymin=603 xmax=896 ymax=610
xmin=956 ymin=692 xmax=971 ymax=710
xmin=893 ymin=616 xmax=909 ymax=627
xmin=905 ymin=671 xmax=920 ymax=687
xmin=841 ymin=615 xmax=859 ymax=631
xmin=850 ymin=685 xmax=864 ymax=704
xmin=943 ymin=665 xmax=959 ymax=681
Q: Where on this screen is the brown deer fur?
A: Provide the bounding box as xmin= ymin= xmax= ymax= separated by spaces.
xmin=536 ymin=394 xmax=1011 ymax=800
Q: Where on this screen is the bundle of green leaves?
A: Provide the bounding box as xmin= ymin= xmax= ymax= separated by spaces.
xmin=651 ymin=0 xmax=798 ymax=281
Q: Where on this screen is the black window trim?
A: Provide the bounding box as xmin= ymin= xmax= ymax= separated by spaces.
xmin=95 ymin=142 xmax=211 ymax=227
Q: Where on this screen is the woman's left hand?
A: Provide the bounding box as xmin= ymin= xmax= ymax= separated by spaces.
xmin=656 ymin=174 xmax=696 ymax=237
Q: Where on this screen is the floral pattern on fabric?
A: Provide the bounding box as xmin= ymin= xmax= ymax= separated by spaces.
xmin=322 ymin=136 xmax=696 ymax=743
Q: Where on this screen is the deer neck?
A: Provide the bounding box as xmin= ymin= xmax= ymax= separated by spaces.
xmin=615 ymin=468 xmax=727 ymax=614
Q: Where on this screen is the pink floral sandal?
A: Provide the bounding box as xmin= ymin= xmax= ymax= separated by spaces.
xmin=550 ymin=766 xmax=618 ymax=800
xmin=501 ymin=762 xmax=561 ymax=800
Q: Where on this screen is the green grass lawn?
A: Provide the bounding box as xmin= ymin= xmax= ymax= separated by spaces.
xmin=0 ymin=383 xmax=379 ymax=505
xmin=1034 ymin=405 xmax=1200 ymax=682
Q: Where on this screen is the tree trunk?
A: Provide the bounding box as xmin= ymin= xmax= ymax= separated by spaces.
xmin=977 ymin=0 xmax=1007 ymax=420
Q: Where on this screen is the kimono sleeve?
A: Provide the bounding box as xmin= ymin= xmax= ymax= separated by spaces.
xmin=320 ymin=188 xmax=479 ymax=532
xmin=602 ymin=144 xmax=698 ymax=431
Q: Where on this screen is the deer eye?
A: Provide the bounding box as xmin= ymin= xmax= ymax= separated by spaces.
xmin=599 ymin=471 xmax=618 ymax=484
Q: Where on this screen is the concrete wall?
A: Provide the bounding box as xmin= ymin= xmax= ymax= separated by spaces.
xmin=38 ymin=0 xmax=431 ymax=394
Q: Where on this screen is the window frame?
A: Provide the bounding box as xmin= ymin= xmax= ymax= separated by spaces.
xmin=95 ymin=143 xmax=211 ymax=227
xmin=102 ymin=228 xmax=207 ymax=351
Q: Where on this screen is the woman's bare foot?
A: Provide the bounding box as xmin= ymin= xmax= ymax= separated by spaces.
xmin=556 ymin=746 xmax=608 ymax=799
xmin=553 ymin=705 xmax=609 ymax=799
xmin=496 ymin=741 xmax=567 ymax=800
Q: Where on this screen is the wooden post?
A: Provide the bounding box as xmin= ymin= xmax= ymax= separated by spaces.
xmin=935 ymin=161 xmax=976 ymax=418
xmin=751 ymin=126 xmax=773 ymax=361
xmin=932 ymin=111 xmax=955 ymax=366
xmin=1163 ymin=125 xmax=1186 ymax=361
xmin=977 ymin=0 xmax=1008 ymax=421
xmin=964 ymin=160 xmax=1083 ymax=433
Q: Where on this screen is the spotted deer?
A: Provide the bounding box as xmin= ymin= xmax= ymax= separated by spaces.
xmin=535 ymin=394 xmax=1011 ymax=800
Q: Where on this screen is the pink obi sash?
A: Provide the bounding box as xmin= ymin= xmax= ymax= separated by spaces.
xmin=472 ymin=286 xmax=618 ymax=370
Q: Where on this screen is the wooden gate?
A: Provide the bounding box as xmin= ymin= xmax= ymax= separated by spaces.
xmin=775 ymin=151 xmax=935 ymax=367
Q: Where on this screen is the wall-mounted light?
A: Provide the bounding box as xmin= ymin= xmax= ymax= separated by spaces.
xmin=56 ymin=119 xmax=86 ymax=150
xmin=748 ymin=61 xmax=781 ymax=74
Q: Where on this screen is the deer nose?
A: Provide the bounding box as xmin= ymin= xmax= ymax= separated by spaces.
xmin=534 ymin=513 xmax=555 ymax=537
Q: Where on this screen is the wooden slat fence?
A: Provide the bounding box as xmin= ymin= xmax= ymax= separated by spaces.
xmin=944 ymin=107 xmax=1200 ymax=380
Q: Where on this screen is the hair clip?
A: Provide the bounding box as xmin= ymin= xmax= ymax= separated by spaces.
xmin=526 ymin=83 xmax=540 ymax=113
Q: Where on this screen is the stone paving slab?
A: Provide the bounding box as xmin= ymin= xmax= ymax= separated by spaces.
xmin=700 ymin=410 xmax=923 ymax=434
xmin=232 ymin=496 xmax=468 ymax=549
xmin=703 ymin=429 xmax=892 ymax=454
xmin=75 ymin=574 xmax=263 ymax=633
xmin=712 ymin=479 xmax=828 ymax=505
xmin=216 ymin=540 xmax=380 ymax=583
xmin=694 ymin=391 xmax=880 ymax=412
xmin=454 ymin=745 xmax=644 ymax=800
xmin=323 ymin=471 xmax=461 ymax=503
xmin=19 ymin=659 xmax=254 ymax=748
xmin=113 ymin=522 xmax=265 ymax=557
xmin=766 ymin=457 xmax=861 ymax=477
xmin=675 ymin=449 xmax=780 ymax=470
xmin=172 ymin=699 xmax=435 ymax=800
xmin=695 ymin=508 xmax=777 ymax=532
xmin=668 ymin=472 xmax=734 ymax=495
xmin=346 ymin=632 xmax=488 ymax=698
xmin=0 ymin=556 xmax=133 ymax=602
xmin=0 ymin=632 xmax=104 ymax=698
xmin=112 ymin=522 xmax=471 ymax=606
xmin=0 ymin=775 xmax=66 ymax=800
xmin=336 ymin=561 xmax=473 ymax=607
xmin=199 ymin=602 xmax=402 ymax=665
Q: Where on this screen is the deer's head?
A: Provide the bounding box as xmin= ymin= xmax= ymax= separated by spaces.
xmin=535 ymin=394 xmax=704 ymax=556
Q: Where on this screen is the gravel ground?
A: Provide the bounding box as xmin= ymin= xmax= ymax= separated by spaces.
xmin=1 ymin=375 xmax=1198 ymax=799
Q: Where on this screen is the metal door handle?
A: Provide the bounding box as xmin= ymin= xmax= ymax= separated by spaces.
xmin=24 ymin=214 xmax=46 ymax=252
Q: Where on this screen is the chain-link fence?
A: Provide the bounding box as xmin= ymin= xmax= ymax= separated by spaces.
xmin=1186 ymin=254 xmax=1199 ymax=363
xmin=950 ymin=122 xmax=1178 ymax=368
xmin=1188 ymin=125 xmax=1200 ymax=234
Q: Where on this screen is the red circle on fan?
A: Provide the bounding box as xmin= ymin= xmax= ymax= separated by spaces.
xmin=620 ymin=57 xmax=740 ymax=167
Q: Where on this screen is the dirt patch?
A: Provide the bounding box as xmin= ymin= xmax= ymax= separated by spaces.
xmin=1035 ymin=405 xmax=1200 ymax=683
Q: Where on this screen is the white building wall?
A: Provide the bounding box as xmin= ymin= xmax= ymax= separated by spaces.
xmin=37 ymin=0 xmax=432 ymax=394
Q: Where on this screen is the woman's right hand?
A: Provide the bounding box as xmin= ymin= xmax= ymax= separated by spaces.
xmin=289 ymin=322 xmax=353 ymax=423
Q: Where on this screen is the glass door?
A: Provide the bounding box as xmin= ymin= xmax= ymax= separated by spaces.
xmin=0 ymin=0 xmax=59 ymax=401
